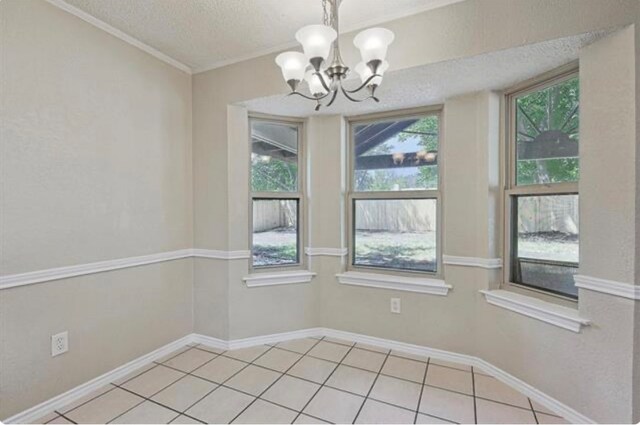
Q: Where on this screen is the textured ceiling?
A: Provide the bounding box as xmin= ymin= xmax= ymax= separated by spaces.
xmin=61 ymin=0 xmax=462 ymax=72
xmin=243 ymin=31 xmax=606 ymax=117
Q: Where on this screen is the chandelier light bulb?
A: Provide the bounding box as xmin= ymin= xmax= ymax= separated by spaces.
xmin=295 ymin=25 xmax=337 ymax=63
xmin=305 ymin=70 xmax=329 ymax=96
xmin=275 ymin=52 xmax=308 ymax=84
xmin=355 ymin=60 xmax=389 ymax=86
xmin=353 ymin=28 xmax=395 ymax=63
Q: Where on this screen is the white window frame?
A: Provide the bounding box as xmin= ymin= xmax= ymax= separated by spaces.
xmin=503 ymin=64 xmax=579 ymax=301
xmin=249 ymin=114 xmax=307 ymax=272
xmin=346 ymin=106 xmax=444 ymax=278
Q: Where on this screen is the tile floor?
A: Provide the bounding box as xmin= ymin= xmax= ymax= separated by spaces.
xmin=34 ymin=337 xmax=570 ymax=424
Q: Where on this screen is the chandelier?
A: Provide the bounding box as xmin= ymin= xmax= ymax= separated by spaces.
xmin=275 ymin=0 xmax=394 ymax=111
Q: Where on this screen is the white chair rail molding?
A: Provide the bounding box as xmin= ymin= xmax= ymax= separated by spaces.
xmin=3 ymin=0 xmax=640 ymax=424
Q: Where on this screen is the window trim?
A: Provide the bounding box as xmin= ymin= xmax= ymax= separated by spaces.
xmin=248 ymin=114 xmax=307 ymax=273
xmin=345 ymin=105 xmax=444 ymax=278
xmin=502 ymin=63 xmax=580 ymax=301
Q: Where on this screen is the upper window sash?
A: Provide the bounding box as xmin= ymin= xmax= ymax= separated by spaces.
xmin=507 ymin=69 xmax=579 ymax=190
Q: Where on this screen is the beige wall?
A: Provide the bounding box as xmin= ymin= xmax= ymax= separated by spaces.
xmin=3 ymin=0 xmax=640 ymax=422
xmin=1 ymin=0 xmax=194 ymax=419
xmin=191 ymin=1 xmax=640 ymax=422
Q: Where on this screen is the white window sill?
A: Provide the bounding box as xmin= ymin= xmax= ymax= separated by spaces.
xmin=243 ymin=270 xmax=316 ymax=287
xmin=479 ymin=289 xmax=590 ymax=333
xmin=336 ymin=271 xmax=451 ymax=296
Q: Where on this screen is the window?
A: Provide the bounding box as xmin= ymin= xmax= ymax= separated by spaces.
xmin=348 ymin=110 xmax=441 ymax=274
xmin=250 ymin=118 xmax=304 ymax=269
xmin=506 ymin=68 xmax=579 ymax=298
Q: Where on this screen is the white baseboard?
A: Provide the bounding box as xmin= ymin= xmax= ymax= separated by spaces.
xmin=5 ymin=328 xmax=594 ymax=424
xmin=4 ymin=334 xmax=196 ymax=424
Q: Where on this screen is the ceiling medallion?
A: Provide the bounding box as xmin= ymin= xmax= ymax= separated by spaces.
xmin=275 ymin=0 xmax=394 ymax=111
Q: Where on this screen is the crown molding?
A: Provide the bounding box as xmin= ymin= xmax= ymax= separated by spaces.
xmin=442 ymin=255 xmax=503 ymax=269
xmin=44 ymin=0 xmax=192 ymax=74
xmin=574 ymin=274 xmax=640 ymax=300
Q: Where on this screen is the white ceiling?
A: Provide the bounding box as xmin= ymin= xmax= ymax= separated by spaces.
xmin=60 ymin=0 xmax=463 ymax=73
xmin=243 ymin=31 xmax=606 ymax=117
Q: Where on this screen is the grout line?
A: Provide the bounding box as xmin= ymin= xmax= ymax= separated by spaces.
xmin=292 ymin=337 xmax=356 ymax=424
xmin=471 ymin=366 xmax=478 ymax=424
xmin=413 ymin=357 xmax=430 ymax=424
xmin=351 ymin=349 xmax=392 ymax=424
xmin=529 ymin=398 xmax=540 ymax=424
xmin=227 ymin=336 xmax=325 ymax=423
xmin=54 ymin=385 xmax=118 ymax=418
xmin=50 ymin=411 xmax=77 ymax=424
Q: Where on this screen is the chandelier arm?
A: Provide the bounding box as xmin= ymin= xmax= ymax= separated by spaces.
xmin=339 ymin=83 xmax=378 ymax=103
xmin=325 ymin=89 xmax=339 ymax=107
xmin=342 ymin=74 xmax=382 ymax=94
xmin=288 ymin=91 xmax=331 ymax=101
xmin=314 ymin=71 xmax=333 ymax=93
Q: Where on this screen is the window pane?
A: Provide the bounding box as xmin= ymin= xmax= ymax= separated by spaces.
xmin=354 ymin=116 xmax=438 ymax=192
xmin=251 ymin=121 xmax=298 ymax=192
xmin=252 ymin=199 xmax=298 ymax=267
xmin=511 ymin=194 xmax=579 ymax=298
xmin=354 ymin=199 xmax=437 ymax=272
xmin=515 ymin=76 xmax=579 ymax=186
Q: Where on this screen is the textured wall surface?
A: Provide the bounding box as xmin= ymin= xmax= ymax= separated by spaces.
xmin=0 ymin=0 xmax=194 ymax=418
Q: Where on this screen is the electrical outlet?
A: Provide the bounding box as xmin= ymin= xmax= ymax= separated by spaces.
xmin=51 ymin=331 xmax=68 ymax=357
xmin=390 ymin=298 xmax=401 ymax=314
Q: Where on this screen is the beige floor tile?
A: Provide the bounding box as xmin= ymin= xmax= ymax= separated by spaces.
xmin=391 ymin=350 xmax=428 ymax=362
xmin=163 ymin=348 xmax=217 ymax=372
xmin=195 ymin=344 xmax=225 ymax=354
xmin=476 ymin=398 xmax=537 ymax=424
xmin=262 ymin=375 xmax=320 ymax=411
xmin=121 ymin=364 xmax=185 ymax=398
xmin=325 ymin=364 xmax=377 ymax=396
xmin=47 ymin=416 xmax=73 ymax=424
xmin=185 ymin=386 xmax=254 ymax=424
xmin=110 ymin=400 xmax=177 ymax=424
xmin=225 ymin=364 xmax=281 ymax=396
xmin=59 ymin=385 xmax=115 ymax=413
xmin=254 ymin=347 xmax=302 ymax=372
xmin=293 ymin=414 xmax=329 ymax=424
xmin=65 ymin=387 xmax=143 ymax=424
xmin=191 ymin=355 xmax=246 ymax=383
xmin=323 ymin=336 xmax=355 ymax=346
xmin=169 ymin=414 xmax=203 ymax=424
xmin=531 ymin=399 xmax=560 ymax=416
xmin=112 ymin=363 xmax=157 ymax=386
xmin=415 ymin=413 xmax=455 ymax=424
xmin=354 ymin=343 xmax=390 ymax=354
xmin=382 ymin=355 xmax=427 ymax=383
xmin=233 ymin=399 xmax=297 ymax=424
xmin=30 ymin=411 xmax=59 ymax=423
xmin=303 ymin=387 xmax=364 ymax=424
xmin=429 ymin=358 xmax=472 ymax=372
xmin=224 ymin=345 xmax=270 ymax=362
xmin=342 ymin=348 xmax=387 ymax=372
xmin=276 ymin=338 xmax=319 ymax=354
xmin=288 ymin=355 xmax=338 ymax=383
xmin=536 ymin=413 xmax=570 ymax=424
xmin=307 ymin=341 xmax=350 ymax=362
xmin=369 ymin=374 xmax=422 ymax=410
xmin=474 ymin=374 xmax=530 ymax=408
xmin=418 ymin=385 xmax=475 ymax=424
xmin=425 ymin=364 xmax=473 ymax=395
xmin=354 ymin=399 xmax=415 ymax=424
xmin=151 ymin=375 xmax=217 ymax=411
xmin=155 ymin=347 xmax=191 ymax=364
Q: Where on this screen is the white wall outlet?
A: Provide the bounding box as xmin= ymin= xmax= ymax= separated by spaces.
xmin=51 ymin=331 xmax=68 ymax=357
xmin=390 ymin=298 xmax=401 ymax=314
